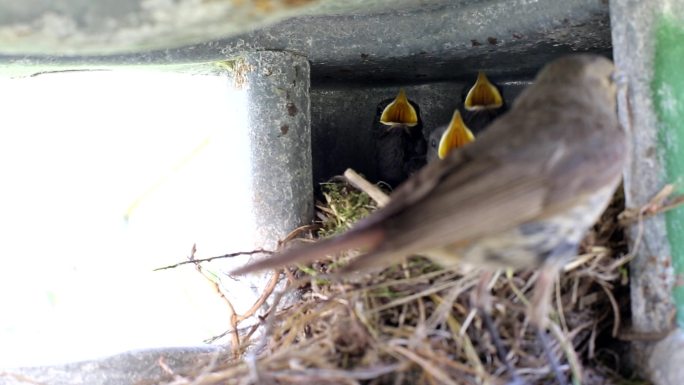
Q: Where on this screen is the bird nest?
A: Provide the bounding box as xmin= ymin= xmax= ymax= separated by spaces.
xmin=160 ymin=175 xmax=649 ymax=385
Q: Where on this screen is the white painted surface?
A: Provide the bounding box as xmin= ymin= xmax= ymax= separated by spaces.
xmin=0 ymin=71 xmax=259 ymax=366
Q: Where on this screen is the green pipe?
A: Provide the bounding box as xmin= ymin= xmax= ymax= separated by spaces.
xmin=652 ymin=16 xmax=684 ymax=327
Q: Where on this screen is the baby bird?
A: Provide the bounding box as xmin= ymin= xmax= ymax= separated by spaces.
xmin=372 ymin=89 xmax=427 ymax=187
xmin=462 ymin=71 xmax=507 ymax=133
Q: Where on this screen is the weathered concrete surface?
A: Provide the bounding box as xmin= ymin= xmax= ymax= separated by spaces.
xmin=610 ymin=0 xmax=676 ymax=335
xmin=0 ymin=0 xmax=610 ymax=84
xmin=646 ymin=330 xmax=684 ymax=385
xmin=243 ymin=51 xmax=312 ymax=250
xmin=611 ymin=0 xmax=682 ymax=384
xmin=0 ymin=0 xmax=565 ymax=56
xmin=2 ymin=346 xmax=226 ymax=385
xmin=0 ymin=0 xmax=435 ymax=55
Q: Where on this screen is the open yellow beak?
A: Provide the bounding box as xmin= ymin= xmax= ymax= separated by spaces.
xmin=380 ymin=89 xmax=419 ymax=127
xmin=438 ymin=110 xmax=475 ymax=159
xmin=464 ymin=72 xmax=503 ymax=111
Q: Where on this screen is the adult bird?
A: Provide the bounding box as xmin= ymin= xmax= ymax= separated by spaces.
xmin=233 ymin=54 xmax=626 ymax=384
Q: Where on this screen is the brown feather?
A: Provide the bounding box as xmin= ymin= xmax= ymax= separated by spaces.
xmin=230 ymin=225 xmax=385 ymax=275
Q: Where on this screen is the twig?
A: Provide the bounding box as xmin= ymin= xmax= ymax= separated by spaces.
xmin=154 ymin=249 xmax=274 ymax=271
xmin=231 ymin=226 xmax=317 ymax=327
xmin=158 ymin=357 xmax=177 ymax=376
xmin=597 ymin=282 xmax=621 ymax=337
xmin=548 ymin=322 xmax=582 ymax=384
xmin=343 ymin=168 xmax=390 ymax=207
xmin=245 ymin=286 xmax=291 ymax=383
xmin=617 ymin=329 xmax=674 ymax=341
xmin=555 ymin=278 xmax=568 ymax=333
xmin=389 ymin=344 xmax=460 ymax=385
xmin=236 ymin=270 xmax=281 ymax=323
xmin=187 ymin=244 xmax=242 ymax=358
xmin=278 ymin=224 xmax=318 ymax=247
xmin=609 ymin=184 xmax=678 ymax=271
xmin=618 ymin=184 xmax=684 ymax=226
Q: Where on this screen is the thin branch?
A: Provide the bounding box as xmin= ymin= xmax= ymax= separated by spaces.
xmin=389 ymin=345 xmax=460 ymax=385
xmin=187 ymin=244 xmax=242 ymax=358
xmin=154 ymin=249 xmax=274 ymax=271
xmin=619 ymin=183 xmax=684 ymax=226
xmin=343 ymin=168 xmax=390 ymax=207
xmin=236 ymin=270 xmax=281 ymax=323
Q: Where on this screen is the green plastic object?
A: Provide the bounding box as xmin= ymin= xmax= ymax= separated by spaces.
xmin=653 ymin=16 xmax=684 ymax=327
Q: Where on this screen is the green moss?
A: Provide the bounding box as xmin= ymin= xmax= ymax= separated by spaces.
xmin=317 ymin=180 xmax=377 ymax=238
xmin=653 ymin=16 xmax=684 ymax=327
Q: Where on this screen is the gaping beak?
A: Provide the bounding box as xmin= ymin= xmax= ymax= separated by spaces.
xmin=464 ymin=71 xmax=503 ymax=111
xmin=438 ymin=109 xmax=475 ymax=159
xmin=380 ymin=88 xmax=419 ymax=127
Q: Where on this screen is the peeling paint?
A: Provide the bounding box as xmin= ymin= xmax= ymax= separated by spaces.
xmin=653 ymin=15 xmax=684 ymax=327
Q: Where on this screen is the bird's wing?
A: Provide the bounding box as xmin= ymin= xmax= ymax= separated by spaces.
xmin=341 ymin=112 xmax=624 ymax=272
xmin=339 ymin=150 xmax=552 ymax=271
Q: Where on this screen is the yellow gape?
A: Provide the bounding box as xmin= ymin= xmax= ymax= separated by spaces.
xmin=380 ymin=89 xmax=418 ymax=127
xmin=438 ymin=110 xmax=474 ymax=159
xmin=464 ymin=72 xmax=503 ymax=111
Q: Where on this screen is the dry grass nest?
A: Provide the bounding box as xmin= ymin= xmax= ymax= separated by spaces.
xmin=161 ymin=177 xmax=651 ymax=385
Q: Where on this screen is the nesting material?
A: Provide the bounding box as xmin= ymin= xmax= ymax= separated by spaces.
xmin=161 ymin=177 xmax=647 ymax=385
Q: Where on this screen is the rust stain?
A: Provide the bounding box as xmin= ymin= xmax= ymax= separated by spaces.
xmin=232 ymin=59 xmax=254 ymax=90
xmin=287 ymin=103 xmax=298 ymax=116
xmin=254 ymin=0 xmax=318 ymax=13
xmin=283 ymin=0 xmax=318 ymax=5
xmin=254 ymin=0 xmax=275 ymax=12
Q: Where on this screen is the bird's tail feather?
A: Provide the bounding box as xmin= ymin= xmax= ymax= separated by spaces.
xmin=230 ymin=226 xmax=386 ymax=275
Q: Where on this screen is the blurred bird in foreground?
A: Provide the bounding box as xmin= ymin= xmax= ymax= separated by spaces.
xmin=233 ymin=55 xmax=625 ymax=383
xmin=372 ymin=89 xmax=427 ymax=187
